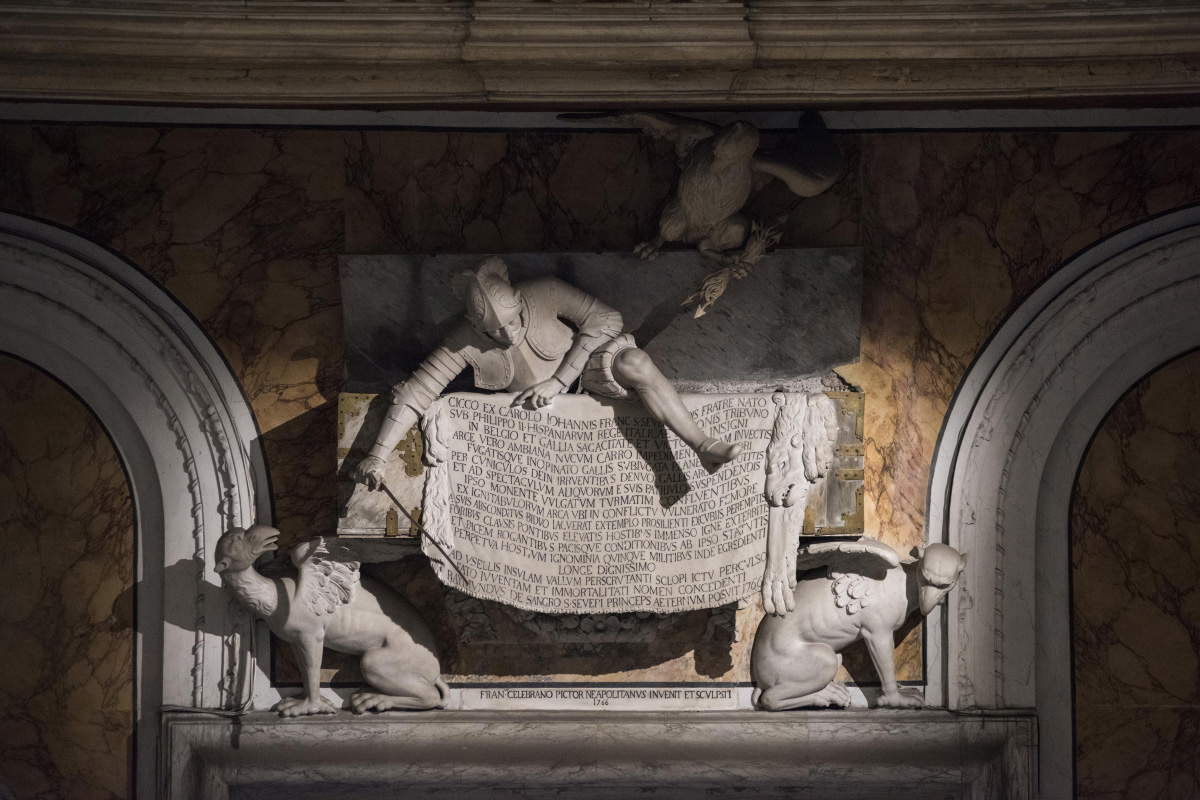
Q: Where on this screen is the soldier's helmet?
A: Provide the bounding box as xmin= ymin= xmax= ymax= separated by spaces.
xmin=463 ymin=257 xmax=521 ymax=333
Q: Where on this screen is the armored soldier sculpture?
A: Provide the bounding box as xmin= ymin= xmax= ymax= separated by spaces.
xmin=355 ymin=257 xmax=744 ymax=489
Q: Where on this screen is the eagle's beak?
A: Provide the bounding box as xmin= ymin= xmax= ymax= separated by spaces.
xmin=920 ymin=584 xmax=946 ymax=616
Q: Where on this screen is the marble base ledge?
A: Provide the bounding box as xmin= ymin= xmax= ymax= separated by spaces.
xmin=161 ymin=709 xmax=1035 ymax=800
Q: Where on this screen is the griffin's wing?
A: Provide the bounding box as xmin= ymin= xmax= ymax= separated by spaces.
xmin=557 ymin=111 xmax=718 ymax=161
xmin=794 ymin=537 xmax=901 ymax=575
xmin=752 ymin=111 xmax=844 ymax=198
xmin=292 ymin=537 xmax=361 ymax=617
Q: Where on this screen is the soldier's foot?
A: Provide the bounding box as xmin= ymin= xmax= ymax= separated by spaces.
xmin=697 ymin=438 xmax=745 ymax=471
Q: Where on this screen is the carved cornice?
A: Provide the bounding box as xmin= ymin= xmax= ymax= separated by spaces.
xmin=1 ymin=1 xmax=1198 ymax=107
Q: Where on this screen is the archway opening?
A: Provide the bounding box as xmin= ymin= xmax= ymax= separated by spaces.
xmin=0 ymin=354 xmax=135 ymax=799
xmin=1071 ymin=349 xmax=1200 ymax=799
xmin=0 ymin=212 xmax=270 ymax=798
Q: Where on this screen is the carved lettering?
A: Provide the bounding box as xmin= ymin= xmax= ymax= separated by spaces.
xmin=420 ymin=393 xmax=786 ymax=614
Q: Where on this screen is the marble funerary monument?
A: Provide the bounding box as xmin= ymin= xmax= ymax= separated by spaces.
xmin=213 ymin=116 xmax=968 ymax=725
xmin=190 ymin=114 xmax=999 ymax=797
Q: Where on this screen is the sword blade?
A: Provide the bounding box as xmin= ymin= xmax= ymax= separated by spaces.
xmin=378 ymin=481 xmax=469 ymax=584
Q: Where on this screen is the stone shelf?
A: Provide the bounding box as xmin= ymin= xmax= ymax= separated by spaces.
xmin=162 ymin=709 xmax=1034 ymax=799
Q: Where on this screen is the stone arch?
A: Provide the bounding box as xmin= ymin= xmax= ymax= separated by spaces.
xmin=0 ymin=212 xmax=270 ymax=797
xmin=925 ymin=205 xmax=1200 ymax=798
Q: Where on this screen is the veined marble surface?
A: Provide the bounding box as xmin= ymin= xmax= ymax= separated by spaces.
xmin=162 ymin=709 xmax=1035 ymax=800
xmin=1072 ymin=351 xmax=1200 ymax=799
xmin=2 ymin=126 xmax=1200 ymax=726
xmin=0 ymin=356 xmax=134 ymax=799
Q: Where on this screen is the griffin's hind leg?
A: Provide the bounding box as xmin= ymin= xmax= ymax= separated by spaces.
xmin=753 ymin=640 xmax=841 ymax=710
xmin=757 ymin=680 xmax=850 ymax=711
xmin=350 ymin=688 xmax=442 ymax=713
xmin=353 ymin=647 xmax=443 ymax=713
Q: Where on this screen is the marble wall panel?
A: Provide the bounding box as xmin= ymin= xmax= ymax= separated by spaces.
xmin=848 ymin=130 xmax=1200 ymax=549
xmin=847 ymin=130 xmax=1200 ymax=674
xmin=0 ymin=356 xmax=134 ymax=800
xmin=0 ymin=125 xmax=346 ymax=546
xmin=1072 ymin=350 xmax=1200 ymax=799
xmin=2 ymin=124 xmax=1200 ymax=710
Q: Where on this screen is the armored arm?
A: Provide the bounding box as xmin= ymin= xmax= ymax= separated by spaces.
xmin=359 ymin=344 xmax=467 ymax=487
xmin=547 ymin=279 xmax=624 ymax=388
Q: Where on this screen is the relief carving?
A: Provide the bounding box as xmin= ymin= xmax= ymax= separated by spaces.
xmin=562 ymin=111 xmax=843 ymax=316
xmin=353 ymin=256 xmax=745 ymax=489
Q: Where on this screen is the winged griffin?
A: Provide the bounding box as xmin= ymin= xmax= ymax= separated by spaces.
xmin=214 ymin=524 xmax=447 ymax=716
xmin=752 ymin=538 xmax=966 ymax=710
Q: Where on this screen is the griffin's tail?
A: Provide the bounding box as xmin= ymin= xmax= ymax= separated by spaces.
xmin=434 ymin=677 xmax=451 ymax=708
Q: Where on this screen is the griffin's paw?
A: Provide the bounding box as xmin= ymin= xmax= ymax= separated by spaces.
xmin=350 ymin=691 xmax=403 ymax=714
xmin=877 ymin=688 xmax=924 ymax=709
xmin=760 ymin=575 xmax=794 ymax=617
xmin=274 ymin=695 xmax=339 ymax=717
xmin=811 ymin=682 xmax=852 ymax=708
xmin=633 ymin=239 xmax=662 ymax=260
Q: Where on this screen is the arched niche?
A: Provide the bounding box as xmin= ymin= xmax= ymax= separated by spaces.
xmin=0 ymin=213 xmax=270 ymax=798
xmin=925 ymin=205 xmax=1200 ymax=798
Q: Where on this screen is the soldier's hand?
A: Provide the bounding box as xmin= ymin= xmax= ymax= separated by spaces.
xmin=513 ymin=378 xmax=564 ymax=410
xmin=354 ymin=455 xmax=387 ymax=491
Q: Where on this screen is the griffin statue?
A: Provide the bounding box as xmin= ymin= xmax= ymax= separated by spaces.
xmin=752 ymin=538 xmax=966 ymax=710
xmin=215 ymin=524 xmax=447 ymax=716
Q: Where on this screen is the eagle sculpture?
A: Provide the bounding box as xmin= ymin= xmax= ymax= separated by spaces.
xmin=561 ymin=110 xmax=844 ymax=267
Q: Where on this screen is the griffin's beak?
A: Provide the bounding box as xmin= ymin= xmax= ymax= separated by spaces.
xmin=920 ymin=584 xmax=947 ymax=616
xmin=249 ymin=528 xmax=280 ymax=552
xmin=214 ymin=558 xmax=230 ymax=574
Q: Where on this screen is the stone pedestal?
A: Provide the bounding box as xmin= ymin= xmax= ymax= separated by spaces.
xmin=162 ymin=710 xmax=1035 ymax=800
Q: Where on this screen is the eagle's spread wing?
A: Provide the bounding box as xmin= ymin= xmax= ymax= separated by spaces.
xmin=558 ymin=111 xmax=718 ymax=162
xmin=292 ymin=537 xmax=361 ymax=617
xmin=795 ymin=537 xmax=900 ymax=577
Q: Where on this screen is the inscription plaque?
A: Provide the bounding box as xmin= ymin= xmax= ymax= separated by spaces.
xmin=423 ymin=393 xmax=781 ymax=614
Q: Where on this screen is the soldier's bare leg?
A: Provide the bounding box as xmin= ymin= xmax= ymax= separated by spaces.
xmin=613 ymin=348 xmax=744 ymax=466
